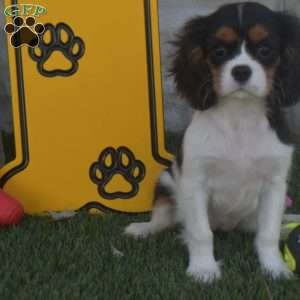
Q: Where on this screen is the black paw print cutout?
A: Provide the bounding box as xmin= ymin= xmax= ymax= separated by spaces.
xmin=90 ymin=147 xmax=146 ymax=200
xmin=28 ymin=23 xmax=85 ymax=77
xmin=4 ymin=16 xmax=45 ymax=48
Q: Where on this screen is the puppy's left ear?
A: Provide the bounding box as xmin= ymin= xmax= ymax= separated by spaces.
xmin=276 ymin=12 xmax=300 ymax=107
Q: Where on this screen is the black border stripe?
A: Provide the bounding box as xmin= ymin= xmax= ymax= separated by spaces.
xmin=0 ymin=0 xmax=30 ymax=188
xmin=144 ymin=0 xmax=171 ymax=167
xmin=78 ymin=201 xmax=150 ymax=216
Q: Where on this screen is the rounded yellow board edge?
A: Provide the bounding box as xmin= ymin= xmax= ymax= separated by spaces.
xmin=146 ymin=0 xmax=173 ymax=164
xmin=0 ymin=2 xmax=28 ymax=187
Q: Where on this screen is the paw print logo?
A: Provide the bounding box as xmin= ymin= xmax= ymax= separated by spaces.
xmin=90 ymin=147 xmax=146 ymax=200
xmin=28 ymin=23 xmax=85 ymax=77
xmin=4 ymin=16 xmax=45 ymax=48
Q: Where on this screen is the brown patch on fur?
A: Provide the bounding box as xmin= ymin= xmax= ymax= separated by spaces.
xmin=248 ymin=24 xmax=269 ymax=44
xmin=265 ymin=60 xmax=280 ymax=93
xmin=216 ymin=26 xmax=238 ymax=43
xmin=189 ymin=47 xmax=203 ymax=64
xmin=207 ymin=61 xmax=222 ymax=96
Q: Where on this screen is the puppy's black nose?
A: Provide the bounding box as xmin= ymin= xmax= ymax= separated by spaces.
xmin=231 ymin=65 xmax=252 ymax=83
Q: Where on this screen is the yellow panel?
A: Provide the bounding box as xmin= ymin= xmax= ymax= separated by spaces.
xmin=0 ymin=0 xmax=172 ymax=214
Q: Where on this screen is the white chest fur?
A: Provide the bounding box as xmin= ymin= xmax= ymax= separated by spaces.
xmin=181 ymin=93 xmax=293 ymax=229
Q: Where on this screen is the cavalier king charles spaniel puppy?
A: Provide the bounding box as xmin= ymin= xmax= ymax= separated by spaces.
xmin=125 ymin=2 xmax=300 ymax=283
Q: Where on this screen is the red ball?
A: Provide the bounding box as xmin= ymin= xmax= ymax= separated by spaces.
xmin=0 ymin=190 xmax=24 ymax=225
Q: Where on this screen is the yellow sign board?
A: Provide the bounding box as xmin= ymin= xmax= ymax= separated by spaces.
xmin=0 ymin=0 xmax=173 ymax=213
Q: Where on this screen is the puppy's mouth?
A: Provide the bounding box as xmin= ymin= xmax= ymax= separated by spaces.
xmin=223 ymin=83 xmax=265 ymax=98
xmin=224 ymin=86 xmax=261 ymax=99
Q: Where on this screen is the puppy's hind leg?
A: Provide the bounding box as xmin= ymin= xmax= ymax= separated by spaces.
xmin=125 ymin=170 xmax=176 ymax=238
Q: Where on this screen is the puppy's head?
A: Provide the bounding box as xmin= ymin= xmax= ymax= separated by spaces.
xmin=172 ymin=2 xmax=300 ymax=110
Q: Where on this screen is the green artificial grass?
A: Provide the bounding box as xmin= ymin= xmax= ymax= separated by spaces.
xmin=1 ymin=147 xmax=300 ymax=300
xmin=1 ymin=213 xmax=300 ymax=300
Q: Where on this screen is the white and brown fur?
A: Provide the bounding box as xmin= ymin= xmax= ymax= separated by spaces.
xmin=125 ymin=2 xmax=300 ymax=283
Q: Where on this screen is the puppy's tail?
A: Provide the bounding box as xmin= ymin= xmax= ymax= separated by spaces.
xmin=124 ymin=167 xmax=177 ymax=238
xmin=153 ymin=167 xmax=176 ymax=206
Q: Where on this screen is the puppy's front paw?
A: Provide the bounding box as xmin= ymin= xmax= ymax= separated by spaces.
xmin=260 ymin=255 xmax=293 ymax=279
xmin=124 ymin=222 xmax=151 ymax=239
xmin=187 ymin=261 xmax=221 ymax=284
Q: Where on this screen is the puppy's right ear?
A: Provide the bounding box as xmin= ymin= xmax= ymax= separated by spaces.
xmin=275 ymin=12 xmax=300 ymax=107
xmin=171 ymin=16 xmax=216 ymax=110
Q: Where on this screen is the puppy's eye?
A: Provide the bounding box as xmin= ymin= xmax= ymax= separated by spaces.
xmin=213 ymin=47 xmax=227 ymax=58
xmin=257 ymin=46 xmax=272 ymax=59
